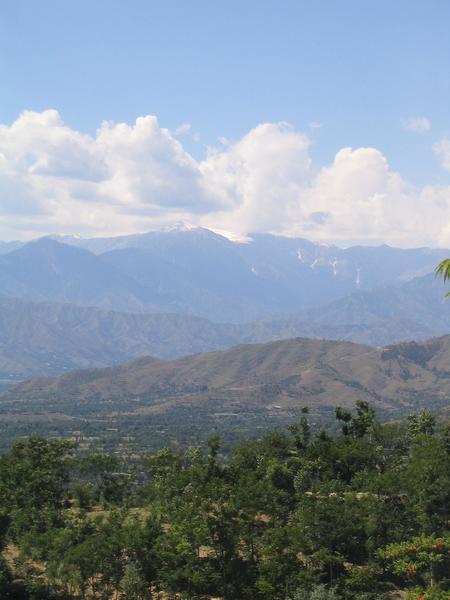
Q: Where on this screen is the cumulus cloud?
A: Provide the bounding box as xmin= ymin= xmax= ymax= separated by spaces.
xmin=96 ymin=116 xmax=215 ymax=212
xmin=401 ymin=116 xmax=431 ymax=132
xmin=285 ymin=148 xmax=450 ymax=247
xmin=0 ymin=110 xmax=223 ymax=239
xmin=0 ymin=109 xmax=450 ymax=247
xmin=200 ymin=137 xmax=450 ymax=247
xmin=291 ymin=148 xmax=407 ymax=238
xmin=434 ymin=138 xmax=450 ymax=172
xmin=200 ymin=122 xmax=312 ymax=232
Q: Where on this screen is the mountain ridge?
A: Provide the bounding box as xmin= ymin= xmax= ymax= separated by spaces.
xmin=1 ymin=272 xmax=448 ymax=383
xmin=1 ymin=230 xmax=449 ymax=322
xmin=2 ymin=334 xmax=450 ymax=423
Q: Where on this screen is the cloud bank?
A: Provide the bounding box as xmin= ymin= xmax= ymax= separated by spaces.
xmin=1 ymin=110 xmax=450 ymax=247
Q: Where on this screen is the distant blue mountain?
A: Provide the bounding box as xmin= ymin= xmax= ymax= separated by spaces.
xmin=41 ymin=227 xmax=450 ymax=320
xmin=0 ymin=228 xmax=448 ymax=322
xmin=0 ymin=237 xmax=164 ymax=312
xmin=0 ymin=240 xmax=23 ymax=255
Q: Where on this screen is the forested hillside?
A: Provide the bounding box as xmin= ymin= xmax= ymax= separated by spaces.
xmin=0 ymin=404 xmax=449 ymax=599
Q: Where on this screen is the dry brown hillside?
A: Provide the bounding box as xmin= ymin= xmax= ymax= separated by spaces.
xmin=2 ymin=337 xmax=450 ymax=426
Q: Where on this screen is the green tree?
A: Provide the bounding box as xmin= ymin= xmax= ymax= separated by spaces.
xmin=120 ymin=563 xmax=151 ymax=600
xmin=407 ymin=410 xmax=436 ymax=440
xmin=380 ymin=535 xmax=450 ymax=588
xmin=0 ymin=437 xmax=73 ymax=537
xmin=335 ymin=400 xmax=376 ymax=439
xmin=435 ymin=258 xmax=450 ymax=296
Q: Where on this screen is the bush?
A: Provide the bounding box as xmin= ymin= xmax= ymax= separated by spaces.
xmin=289 ymin=584 xmax=340 ymax=600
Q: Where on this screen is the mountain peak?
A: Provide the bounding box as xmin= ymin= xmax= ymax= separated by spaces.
xmin=161 ymin=221 xmax=200 ymax=233
xmin=46 ymin=233 xmax=84 ymax=242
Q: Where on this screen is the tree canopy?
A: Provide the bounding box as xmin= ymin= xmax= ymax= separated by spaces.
xmin=0 ymin=405 xmax=448 ymax=599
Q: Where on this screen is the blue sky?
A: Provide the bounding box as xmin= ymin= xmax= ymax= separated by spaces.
xmin=0 ymin=0 xmax=449 ymax=245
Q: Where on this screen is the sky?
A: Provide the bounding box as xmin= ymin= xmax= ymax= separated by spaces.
xmin=0 ymin=0 xmax=449 ymax=246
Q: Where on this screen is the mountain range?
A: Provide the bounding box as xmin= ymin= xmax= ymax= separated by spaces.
xmin=0 ymin=273 xmax=448 ymax=384
xmin=1 ymin=227 xmax=448 ymax=321
xmin=0 ymin=227 xmax=449 ymax=384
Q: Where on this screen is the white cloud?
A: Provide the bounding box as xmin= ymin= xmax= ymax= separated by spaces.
xmin=95 ymin=115 xmax=215 ymax=212
xmin=200 ymin=140 xmax=450 ymax=247
xmin=285 ymin=148 xmax=450 ymax=247
xmin=0 ymin=109 xmax=450 ymax=247
xmin=200 ymin=122 xmax=312 ymax=232
xmin=175 ymin=122 xmax=192 ymax=135
xmin=175 ymin=122 xmax=200 ymax=141
xmin=0 ymin=111 xmax=223 ymax=239
xmin=434 ymin=137 xmax=450 ymax=172
xmin=401 ymin=116 xmax=431 ymax=132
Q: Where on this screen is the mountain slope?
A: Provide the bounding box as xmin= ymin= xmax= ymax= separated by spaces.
xmin=55 ymin=227 xmax=449 ymax=292
xmin=0 ymin=241 xmax=23 ymax=255
xmin=0 ymin=299 xmax=246 ymax=382
xmin=1 ymin=270 xmax=449 ymax=383
xmin=2 ymin=335 xmax=450 ymax=423
xmin=299 ymin=272 xmax=450 ymax=330
xmin=48 ymin=228 xmax=450 ymax=319
xmin=0 ymin=238 xmax=165 ymax=312
xmin=0 ymin=299 xmax=405 ymax=383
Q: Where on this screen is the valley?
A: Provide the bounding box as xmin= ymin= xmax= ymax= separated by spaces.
xmin=1 ymin=334 xmax=449 ymax=452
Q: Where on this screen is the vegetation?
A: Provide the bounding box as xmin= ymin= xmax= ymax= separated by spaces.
xmin=3 ymin=335 xmax=450 ymax=454
xmin=436 ymin=258 xmax=450 ymax=296
xmin=0 ymin=402 xmax=449 ymax=599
